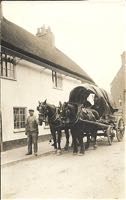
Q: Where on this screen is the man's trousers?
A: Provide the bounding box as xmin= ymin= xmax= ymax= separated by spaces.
xmin=27 ymin=132 xmax=38 ymax=153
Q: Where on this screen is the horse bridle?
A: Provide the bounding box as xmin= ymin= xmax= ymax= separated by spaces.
xmin=38 ymin=103 xmax=49 ymax=123
xmin=38 ymin=103 xmax=58 ymax=123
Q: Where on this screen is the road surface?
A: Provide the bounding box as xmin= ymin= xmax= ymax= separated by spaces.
xmin=1 ymin=138 xmax=125 ymax=199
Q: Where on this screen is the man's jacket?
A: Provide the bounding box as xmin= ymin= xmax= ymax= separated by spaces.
xmin=25 ymin=116 xmax=38 ymax=134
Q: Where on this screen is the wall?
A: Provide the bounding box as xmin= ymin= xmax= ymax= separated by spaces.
xmin=1 ymin=59 xmax=83 ymax=142
xmin=111 ymin=65 xmax=126 ymax=123
xmin=111 ymin=67 xmax=124 ymax=107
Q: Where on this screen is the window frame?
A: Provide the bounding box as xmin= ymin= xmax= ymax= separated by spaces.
xmin=0 ymin=52 xmax=16 ymax=80
xmin=52 ymin=71 xmax=63 ymax=89
xmin=13 ymin=107 xmax=27 ymax=132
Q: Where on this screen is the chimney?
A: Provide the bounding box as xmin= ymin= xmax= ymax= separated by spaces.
xmin=121 ymin=52 xmax=126 ymax=66
xmin=121 ymin=51 xmax=126 ymax=66
xmin=36 ymin=25 xmax=55 ymax=47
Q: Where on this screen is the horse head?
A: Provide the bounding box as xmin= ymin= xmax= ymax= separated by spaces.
xmin=37 ymin=99 xmax=49 ymax=125
xmin=37 ymin=100 xmax=58 ymax=125
xmin=61 ymin=102 xmax=78 ymax=124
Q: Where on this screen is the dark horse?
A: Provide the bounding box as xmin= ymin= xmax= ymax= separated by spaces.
xmin=61 ymin=101 xmax=100 ymax=155
xmin=37 ymin=100 xmax=70 ymax=154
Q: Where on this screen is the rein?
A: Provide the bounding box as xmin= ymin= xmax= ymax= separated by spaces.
xmin=48 ymin=107 xmax=56 ymax=122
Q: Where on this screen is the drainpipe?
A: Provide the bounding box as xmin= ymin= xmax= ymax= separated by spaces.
xmin=0 ymin=0 xmax=3 ymax=152
xmin=124 ymin=89 xmax=126 ymax=124
xmin=0 ymin=111 xmax=3 ymax=152
xmin=0 ymin=71 xmax=3 ymax=151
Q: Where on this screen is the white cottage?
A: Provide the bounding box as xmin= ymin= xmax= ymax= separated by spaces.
xmin=0 ymin=17 xmax=95 ymax=150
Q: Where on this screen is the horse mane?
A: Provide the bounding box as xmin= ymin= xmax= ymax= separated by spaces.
xmin=46 ymin=103 xmax=56 ymax=109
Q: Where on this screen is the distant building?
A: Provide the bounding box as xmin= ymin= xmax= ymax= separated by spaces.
xmin=0 ymin=16 xmax=95 ymax=151
xmin=111 ymin=52 xmax=126 ymax=123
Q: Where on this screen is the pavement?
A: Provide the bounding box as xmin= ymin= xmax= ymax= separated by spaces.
xmin=1 ymin=137 xmax=66 ymax=167
xmin=1 ymin=126 xmax=125 ymax=168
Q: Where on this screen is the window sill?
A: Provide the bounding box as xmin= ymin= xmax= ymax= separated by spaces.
xmin=0 ymin=76 xmax=17 ymax=81
xmin=13 ymin=128 xmax=25 ymax=133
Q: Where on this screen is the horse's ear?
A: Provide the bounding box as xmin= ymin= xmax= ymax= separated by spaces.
xmin=38 ymin=101 xmax=40 ymax=105
xmin=59 ymin=101 xmax=62 ymax=107
xmin=43 ymin=99 xmax=47 ymax=104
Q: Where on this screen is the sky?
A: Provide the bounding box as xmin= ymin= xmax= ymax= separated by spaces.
xmin=2 ymin=0 xmax=126 ymax=92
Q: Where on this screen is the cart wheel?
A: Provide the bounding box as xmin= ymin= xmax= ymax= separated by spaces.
xmin=116 ymin=118 xmax=125 ymax=142
xmin=106 ymin=125 xmax=114 ymax=145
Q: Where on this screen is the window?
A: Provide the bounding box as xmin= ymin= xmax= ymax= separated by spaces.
xmin=0 ymin=53 xmax=16 ymax=79
xmin=13 ymin=107 xmax=26 ymax=129
xmin=52 ymin=71 xmax=63 ymax=89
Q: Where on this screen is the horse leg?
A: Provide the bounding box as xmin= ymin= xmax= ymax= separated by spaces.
xmin=51 ymin=130 xmax=57 ymax=153
xmin=57 ymin=130 xmax=62 ymax=155
xmin=70 ymin=129 xmax=74 ymax=148
xmin=71 ymin=127 xmax=78 ymax=154
xmin=78 ymin=132 xmax=85 ymax=155
xmin=85 ymin=133 xmax=90 ymax=149
xmin=71 ymin=139 xmax=73 ymax=148
xmin=64 ymin=128 xmax=69 ymax=151
xmin=92 ymin=130 xmax=98 ymax=149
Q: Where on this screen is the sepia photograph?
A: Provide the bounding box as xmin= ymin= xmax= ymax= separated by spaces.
xmin=1 ymin=0 xmax=126 ymax=199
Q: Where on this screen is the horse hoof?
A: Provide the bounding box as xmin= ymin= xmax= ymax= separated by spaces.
xmin=85 ymin=141 xmax=90 ymax=149
xmin=53 ymin=149 xmax=57 ymax=154
xmin=93 ymin=145 xmax=98 ymax=149
xmin=57 ymin=152 xmax=61 ymax=156
xmin=78 ymin=153 xmax=84 ymax=156
xmin=64 ymin=147 xmax=69 ymax=151
xmin=73 ymin=152 xmax=77 ymax=155
xmin=57 ymin=150 xmax=62 ymax=155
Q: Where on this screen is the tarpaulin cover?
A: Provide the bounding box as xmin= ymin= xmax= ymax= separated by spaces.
xmin=69 ymin=83 xmax=116 ymax=117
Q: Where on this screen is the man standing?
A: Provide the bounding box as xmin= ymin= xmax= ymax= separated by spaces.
xmin=25 ymin=109 xmax=39 ymax=156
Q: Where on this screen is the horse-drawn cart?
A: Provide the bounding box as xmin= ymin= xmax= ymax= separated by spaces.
xmin=78 ymin=114 xmax=125 ymax=145
xmin=37 ymin=83 xmax=125 ymax=155
xmin=64 ymin=83 xmax=125 ymax=148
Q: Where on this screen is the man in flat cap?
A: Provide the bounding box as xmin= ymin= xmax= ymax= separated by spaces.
xmin=25 ymin=109 xmax=39 ymax=156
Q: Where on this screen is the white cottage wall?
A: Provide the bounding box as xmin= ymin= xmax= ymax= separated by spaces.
xmin=1 ymin=59 xmax=83 ymax=142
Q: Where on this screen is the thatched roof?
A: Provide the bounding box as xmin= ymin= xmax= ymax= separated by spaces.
xmin=1 ymin=17 xmax=95 ymax=84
